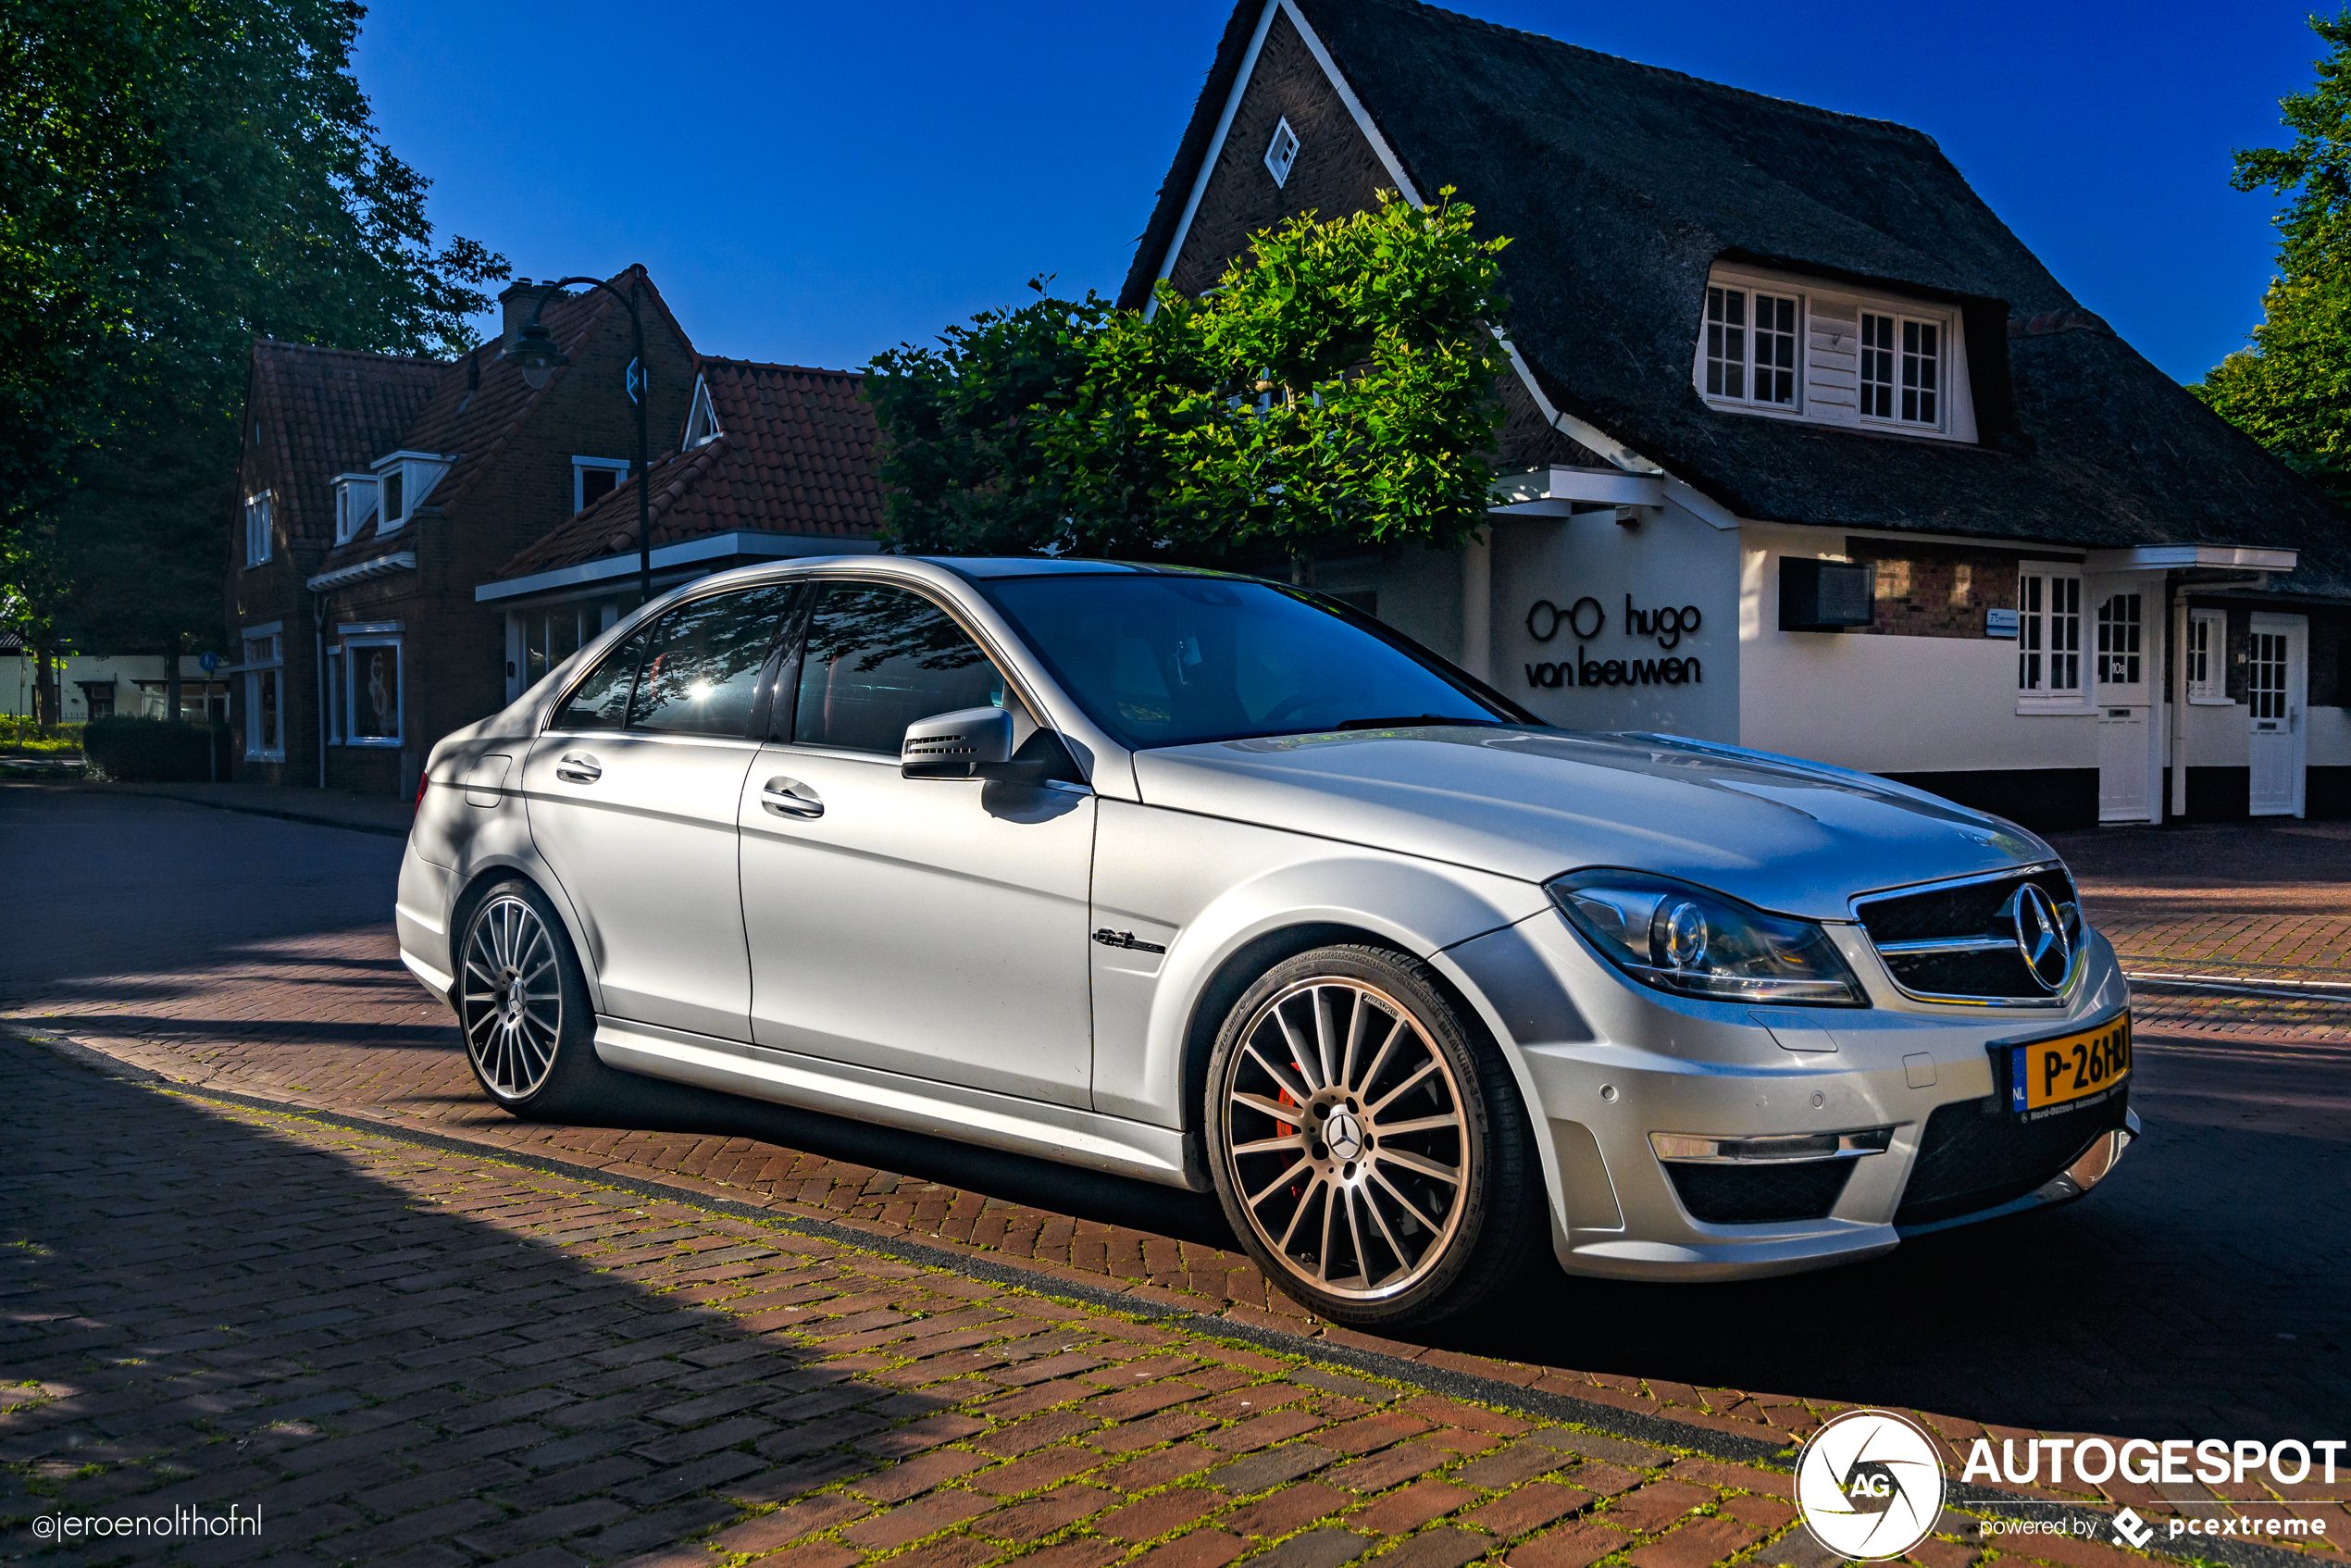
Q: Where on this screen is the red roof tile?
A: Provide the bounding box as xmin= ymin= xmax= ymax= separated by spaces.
xmin=492 ymin=357 xmax=882 ymax=580
xmin=247 ymin=342 xmax=447 ymax=550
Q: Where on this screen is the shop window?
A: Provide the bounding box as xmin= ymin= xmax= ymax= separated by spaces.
xmin=243 ymin=629 xmax=284 ymax=759
xmin=243 ymin=492 xmax=274 ymax=566
xmin=2186 ymin=611 xmax=2228 ymax=702
xmin=2096 ymin=592 xmax=2142 ymax=687
xmin=2017 ymin=568 xmax=2082 ymax=703
xmin=1704 ymin=287 xmax=1799 ymax=407
xmin=346 ymin=638 xmax=402 ymax=744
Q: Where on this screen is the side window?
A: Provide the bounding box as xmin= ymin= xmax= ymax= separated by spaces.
xmin=630 ymin=584 xmax=798 ymax=737
xmin=554 ymin=628 xmax=651 ymax=731
xmin=793 ymin=583 xmax=1007 ymax=754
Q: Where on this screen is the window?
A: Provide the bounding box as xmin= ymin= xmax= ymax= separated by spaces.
xmin=243 ymin=492 xmax=274 ymax=566
xmin=2185 ymin=611 xmax=2227 ymax=702
xmin=554 ymin=628 xmax=651 ymax=732
xmin=631 ymin=585 xmax=796 ymax=737
xmin=2017 ymin=568 xmax=2083 ymax=701
xmin=370 ymin=453 xmax=449 ymax=535
xmin=1704 ymin=287 xmax=1797 ymax=406
xmin=683 ymin=379 xmax=722 ymax=448
xmin=1860 ymin=312 xmax=1941 ymax=426
xmin=794 ymin=584 xmax=1007 ymax=754
xmin=325 ymin=647 xmax=345 ymax=742
xmin=242 ymin=628 xmax=283 ymax=758
xmin=2095 ymin=592 xmax=2142 ymax=688
xmin=380 ymin=469 xmax=404 ymax=530
xmin=2249 ymin=630 xmax=2288 ymax=720
xmin=573 ymin=457 xmax=630 ymax=513
xmin=332 ymin=475 xmax=379 ymax=545
xmin=1264 ymin=117 xmax=1300 ymax=187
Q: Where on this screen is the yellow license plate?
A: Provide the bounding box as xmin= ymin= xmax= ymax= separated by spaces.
xmin=2008 ymin=1014 xmax=2131 ymax=1114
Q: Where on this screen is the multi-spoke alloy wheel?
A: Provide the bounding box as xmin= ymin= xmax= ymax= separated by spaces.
xmin=462 ymin=892 xmax=565 ymax=1101
xmin=1207 ymin=947 xmax=1542 ymax=1326
xmin=454 ymin=879 xmax=617 ymax=1120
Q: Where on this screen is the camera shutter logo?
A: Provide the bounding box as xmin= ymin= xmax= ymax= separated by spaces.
xmin=1794 ymin=1409 xmax=1947 ymax=1561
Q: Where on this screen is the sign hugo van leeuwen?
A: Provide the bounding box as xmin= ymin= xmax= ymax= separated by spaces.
xmin=1524 ymin=595 xmax=1704 ymax=689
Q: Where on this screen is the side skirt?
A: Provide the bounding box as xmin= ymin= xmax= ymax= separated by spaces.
xmin=592 ymin=1018 xmax=1205 ymax=1191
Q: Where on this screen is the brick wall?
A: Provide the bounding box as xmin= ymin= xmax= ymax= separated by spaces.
xmin=1842 ymin=538 xmax=2035 ymax=640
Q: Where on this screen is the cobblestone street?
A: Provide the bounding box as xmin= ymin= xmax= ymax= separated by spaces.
xmin=5 ymin=786 xmax=2346 ymax=1567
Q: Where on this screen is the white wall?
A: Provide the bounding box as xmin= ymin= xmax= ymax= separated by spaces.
xmin=2308 ymin=704 xmax=2351 ymax=767
xmin=2180 ymin=698 xmax=2247 ymax=769
xmin=1737 ymin=525 xmax=2096 ymax=774
xmin=4 ymin=653 xmax=221 ymax=721
xmin=1481 ymin=500 xmax=1742 ymax=740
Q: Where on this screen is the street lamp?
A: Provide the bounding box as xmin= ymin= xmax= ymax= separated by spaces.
xmin=502 ymin=268 xmax=654 ymax=605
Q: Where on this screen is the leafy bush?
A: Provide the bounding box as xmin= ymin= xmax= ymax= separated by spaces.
xmin=82 ymin=716 xmax=232 ymax=781
xmin=0 ymin=718 xmax=83 ymax=754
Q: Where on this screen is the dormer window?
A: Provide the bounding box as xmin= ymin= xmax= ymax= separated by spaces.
xmin=1696 ymin=265 xmax=1974 ymax=442
xmin=368 ymin=450 xmax=452 ymax=535
xmin=331 ymin=474 xmax=379 ymax=545
xmin=574 ymin=456 xmax=630 ymax=512
xmin=1264 ymin=118 xmax=1300 ymax=187
xmin=682 ymin=377 xmax=722 ymax=448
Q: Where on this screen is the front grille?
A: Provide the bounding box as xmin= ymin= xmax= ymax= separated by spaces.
xmin=1856 ymin=865 xmax=2080 ymax=1002
xmin=1893 ymin=1087 xmax=2129 ymax=1226
xmin=1665 ymin=1160 xmax=1855 ymax=1225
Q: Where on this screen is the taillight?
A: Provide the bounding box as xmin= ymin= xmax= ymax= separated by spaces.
xmin=416 ymin=768 xmax=429 ymax=807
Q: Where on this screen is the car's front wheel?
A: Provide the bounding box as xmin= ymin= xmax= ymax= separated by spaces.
xmin=1205 ymin=945 xmax=1547 ymax=1327
xmin=456 ymin=879 xmax=618 ymax=1121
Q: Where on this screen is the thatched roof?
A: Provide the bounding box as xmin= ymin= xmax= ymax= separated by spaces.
xmin=1124 ymin=0 xmax=2349 ymax=597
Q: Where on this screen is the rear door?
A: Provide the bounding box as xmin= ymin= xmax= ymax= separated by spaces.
xmin=522 ymin=582 xmax=798 ymax=1039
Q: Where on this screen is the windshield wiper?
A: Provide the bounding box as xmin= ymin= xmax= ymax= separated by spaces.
xmin=1332 ymin=714 xmax=1507 ymax=730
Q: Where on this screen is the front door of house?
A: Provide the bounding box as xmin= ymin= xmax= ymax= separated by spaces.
xmin=2093 ymin=585 xmax=2154 ymax=823
xmin=2248 ymin=612 xmax=2307 ymax=816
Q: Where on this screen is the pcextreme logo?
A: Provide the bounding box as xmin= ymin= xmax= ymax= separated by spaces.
xmin=1795 ymin=1410 xmax=1949 ymax=1562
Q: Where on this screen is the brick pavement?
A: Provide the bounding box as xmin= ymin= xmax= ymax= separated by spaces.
xmin=5 ymin=789 xmax=2348 ymax=1551
xmin=7 ymin=1035 xmax=2338 ymax=1568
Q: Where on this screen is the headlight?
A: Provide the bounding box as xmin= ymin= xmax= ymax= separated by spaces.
xmin=1547 ymin=869 xmax=1865 ymax=1006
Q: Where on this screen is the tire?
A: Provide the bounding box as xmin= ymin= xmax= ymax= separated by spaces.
xmin=455 ymin=878 xmax=621 ymax=1122
xmin=1204 ymin=945 xmax=1548 ymax=1328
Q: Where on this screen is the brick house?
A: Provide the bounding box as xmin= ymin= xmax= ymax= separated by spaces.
xmin=226 ymin=268 xmax=695 ymax=795
xmin=475 ymin=357 xmax=882 ymax=705
xmin=1128 ymin=0 xmax=2351 ymax=827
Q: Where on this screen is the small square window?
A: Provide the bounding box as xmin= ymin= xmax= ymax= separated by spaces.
xmin=1264 ymin=118 xmax=1300 ymax=188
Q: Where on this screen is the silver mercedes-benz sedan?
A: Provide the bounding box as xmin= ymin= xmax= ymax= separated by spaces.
xmin=398 ymin=556 xmax=2137 ymax=1326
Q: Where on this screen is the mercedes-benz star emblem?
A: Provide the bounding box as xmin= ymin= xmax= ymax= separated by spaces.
xmin=2012 ymin=883 xmax=2073 ymax=991
xmin=1325 ymin=1109 xmax=1365 ymax=1162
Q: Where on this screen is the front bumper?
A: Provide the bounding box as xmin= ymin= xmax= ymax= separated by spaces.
xmin=1444 ymin=910 xmax=2141 ymax=1282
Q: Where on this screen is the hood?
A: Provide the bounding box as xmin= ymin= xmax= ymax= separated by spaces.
xmin=1130 ymin=728 xmax=2057 ymax=920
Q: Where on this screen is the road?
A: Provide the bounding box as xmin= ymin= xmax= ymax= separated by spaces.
xmin=5 ymin=787 xmax=2345 ymax=1446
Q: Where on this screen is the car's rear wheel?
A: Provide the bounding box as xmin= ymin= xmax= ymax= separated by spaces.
xmin=1204 ymin=945 xmax=1546 ymax=1327
xmin=457 ymin=879 xmax=617 ymax=1121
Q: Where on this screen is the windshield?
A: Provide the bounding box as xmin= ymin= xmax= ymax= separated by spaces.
xmin=977 ymin=573 xmax=1523 ymax=750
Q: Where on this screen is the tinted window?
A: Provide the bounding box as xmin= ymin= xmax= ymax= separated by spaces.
xmin=793 ymin=584 xmax=1007 ymax=753
xmin=553 ymin=628 xmax=650 ymax=731
xmin=631 ymin=584 xmax=797 ymax=737
xmin=979 ymin=575 xmax=1508 ymax=750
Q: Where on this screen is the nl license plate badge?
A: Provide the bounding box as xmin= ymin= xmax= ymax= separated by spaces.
xmin=2002 ymin=1013 xmax=2131 ymax=1118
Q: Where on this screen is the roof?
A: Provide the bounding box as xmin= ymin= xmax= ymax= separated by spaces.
xmin=246 ymin=342 xmax=447 ymax=550
xmin=493 ymin=358 xmax=883 ymax=580
xmin=1126 ymin=0 xmax=2351 ymax=596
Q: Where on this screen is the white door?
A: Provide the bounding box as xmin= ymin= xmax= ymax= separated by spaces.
xmin=2093 ymin=587 xmax=2154 ymax=823
xmin=2247 ymin=613 xmax=2308 ymax=816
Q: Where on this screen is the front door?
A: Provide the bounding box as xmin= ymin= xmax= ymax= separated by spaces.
xmin=2248 ymin=613 xmax=2308 ymax=816
xmin=521 ymin=582 xmax=798 ymax=1039
xmin=738 ymin=580 xmax=1097 ymax=1108
xmin=2093 ymin=585 xmax=2154 ymax=823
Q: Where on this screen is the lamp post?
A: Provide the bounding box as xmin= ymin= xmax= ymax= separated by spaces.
xmin=503 ymin=268 xmax=654 ymax=605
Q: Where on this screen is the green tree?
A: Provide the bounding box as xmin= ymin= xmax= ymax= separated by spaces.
xmin=872 ymin=191 xmax=1511 ymax=566
xmin=2194 ymin=9 xmax=2351 ymax=503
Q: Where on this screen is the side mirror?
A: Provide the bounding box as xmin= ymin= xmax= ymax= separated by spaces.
xmin=902 ymin=706 xmax=1019 ymax=779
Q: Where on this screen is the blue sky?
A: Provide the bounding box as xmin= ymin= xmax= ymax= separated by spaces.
xmin=356 ymin=1 xmax=2326 ymax=387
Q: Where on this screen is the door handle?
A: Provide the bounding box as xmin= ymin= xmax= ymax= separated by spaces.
xmin=555 ymin=752 xmax=603 ymax=784
xmin=761 ymin=777 xmax=823 ymax=818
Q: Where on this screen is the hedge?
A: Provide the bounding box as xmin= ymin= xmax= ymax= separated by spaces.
xmin=83 ymin=716 xmax=235 ymax=782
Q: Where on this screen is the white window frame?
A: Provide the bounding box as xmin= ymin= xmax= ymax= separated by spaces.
xmin=243 ymin=492 xmax=274 ymax=567
xmin=1700 ymin=285 xmax=1802 ymax=411
xmin=1697 ymin=265 xmax=1973 ymax=442
xmin=330 ymin=474 xmax=379 ymax=545
xmin=241 ymin=625 xmax=285 ymax=759
xmin=368 ymin=451 xmax=450 ymax=537
xmin=342 ymin=633 xmax=404 ymax=747
xmin=682 ymin=377 xmax=722 ymax=448
xmin=1859 ymin=310 xmax=1947 ymax=430
xmin=572 ymin=456 xmax=632 ymax=514
xmin=2186 ymin=609 xmax=2230 ymax=703
xmin=324 ymin=644 xmax=345 ymax=743
xmin=2016 ymin=565 xmax=2088 ymax=712
xmin=1264 ymin=117 xmax=1300 ymax=188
